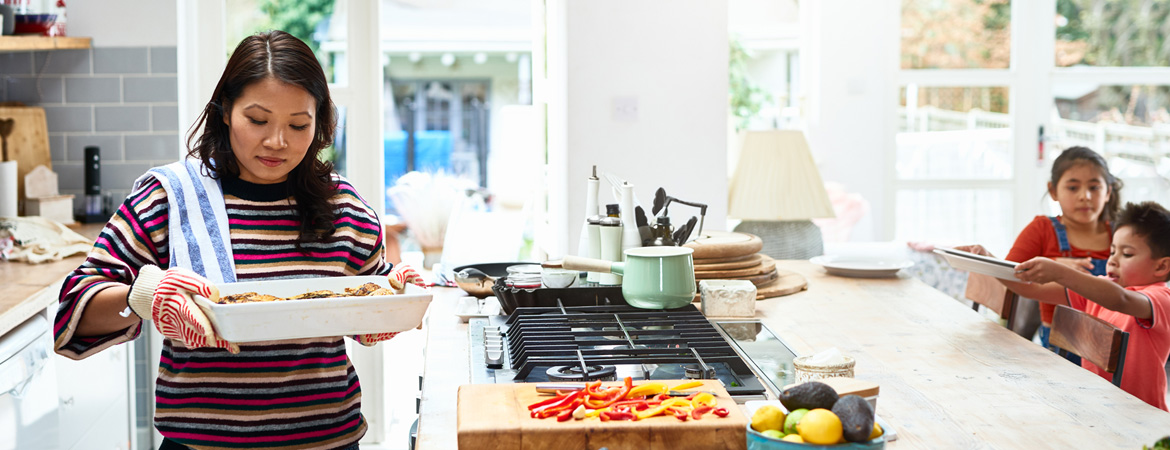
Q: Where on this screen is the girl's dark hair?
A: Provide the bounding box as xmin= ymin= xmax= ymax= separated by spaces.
xmin=1049 ymin=146 xmax=1123 ymax=225
xmin=1115 ymin=201 xmax=1170 ymax=260
xmin=186 ymin=30 xmax=338 ymax=245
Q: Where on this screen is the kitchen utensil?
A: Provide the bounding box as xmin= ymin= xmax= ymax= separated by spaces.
xmin=490 ymin=277 xmax=624 ymax=313
xmin=457 ymin=380 xmax=748 ymax=449
xmin=652 ymin=187 xmax=667 ymax=216
xmin=562 ymin=246 xmax=696 ymax=309
xmin=659 ymin=195 xmax=708 ymax=241
xmin=635 ymin=205 xmax=650 ymax=244
xmin=678 ymin=215 xmax=692 ymax=243
xmin=192 ymin=276 xmax=432 ymax=342
xmin=454 ymin=267 xmax=497 ymax=299
xmin=0 ymin=118 xmax=12 ymax=161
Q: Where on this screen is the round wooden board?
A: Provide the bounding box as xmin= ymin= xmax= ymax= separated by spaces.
xmin=695 ymin=255 xmax=775 ymax=279
xmin=691 ymin=268 xmax=806 ymax=302
xmin=693 ymin=253 xmax=758 ymax=265
xmin=756 ymin=269 xmax=808 ymax=299
xmin=684 ymin=231 xmax=763 ymax=260
xmin=693 ymin=253 xmax=763 ymax=271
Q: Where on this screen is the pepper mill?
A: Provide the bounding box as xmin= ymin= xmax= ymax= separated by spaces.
xmin=576 ymin=165 xmax=600 ymax=260
xmin=598 ymin=217 xmax=623 ymax=285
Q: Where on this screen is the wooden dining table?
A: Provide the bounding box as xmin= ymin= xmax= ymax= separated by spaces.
xmin=414 ymin=260 xmax=1170 ymax=449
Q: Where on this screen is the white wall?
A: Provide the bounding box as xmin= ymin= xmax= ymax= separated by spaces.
xmin=68 ymin=0 xmax=177 ymax=47
xmin=546 ymin=0 xmax=729 ymax=258
xmin=801 ymin=0 xmax=897 ymax=241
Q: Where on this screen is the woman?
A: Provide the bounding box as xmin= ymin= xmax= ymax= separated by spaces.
xmin=53 ymin=31 xmax=419 ymax=450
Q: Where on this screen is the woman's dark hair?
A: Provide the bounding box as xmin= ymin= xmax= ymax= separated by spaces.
xmin=1049 ymin=146 xmax=1123 ymax=225
xmin=186 ymin=30 xmax=338 ymax=245
xmin=1115 ymin=201 xmax=1170 ymax=260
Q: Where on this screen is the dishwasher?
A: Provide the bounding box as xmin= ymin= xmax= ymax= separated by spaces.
xmin=0 ymin=313 xmax=60 ymax=450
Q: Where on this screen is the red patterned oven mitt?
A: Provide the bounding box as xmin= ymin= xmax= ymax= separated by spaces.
xmin=354 ymin=264 xmax=427 ymax=346
xmin=127 ymin=265 xmax=239 ymax=353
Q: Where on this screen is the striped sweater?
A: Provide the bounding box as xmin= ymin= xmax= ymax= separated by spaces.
xmin=55 ymin=173 xmax=390 ymax=450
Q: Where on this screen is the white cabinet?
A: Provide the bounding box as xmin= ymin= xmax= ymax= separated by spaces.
xmin=56 ymin=338 xmax=133 ymax=450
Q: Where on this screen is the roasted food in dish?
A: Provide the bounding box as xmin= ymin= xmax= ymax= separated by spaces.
xmin=215 ymin=282 xmax=396 ymax=304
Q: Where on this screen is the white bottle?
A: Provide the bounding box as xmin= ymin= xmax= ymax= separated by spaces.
xmin=598 ymin=217 xmax=623 ymax=285
xmin=577 ymin=165 xmax=600 ymax=258
xmin=619 ymin=182 xmax=642 ymax=260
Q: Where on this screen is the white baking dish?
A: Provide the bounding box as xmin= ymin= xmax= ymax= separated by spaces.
xmin=192 ymin=275 xmax=432 ymax=342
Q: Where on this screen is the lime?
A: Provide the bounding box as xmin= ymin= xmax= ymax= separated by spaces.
xmin=760 ymin=429 xmax=785 ymax=440
xmin=784 ymin=408 xmax=809 ymax=435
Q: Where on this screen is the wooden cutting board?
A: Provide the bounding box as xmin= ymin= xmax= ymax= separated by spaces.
xmin=457 ymin=380 xmax=748 ymax=450
xmin=756 ymin=270 xmax=808 ymax=299
xmin=695 ymin=255 xmax=775 ymax=279
xmin=684 ymin=231 xmax=762 ymax=260
xmin=693 ymin=253 xmax=758 ymax=265
xmin=693 ymin=254 xmax=763 ymax=271
xmin=0 ymin=106 xmax=52 ymax=213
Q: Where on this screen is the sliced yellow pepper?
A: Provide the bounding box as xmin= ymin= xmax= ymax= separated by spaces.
xmin=635 ymin=398 xmax=686 ymax=420
xmin=691 ymin=392 xmax=716 ymax=408
xmin=626 ymin=382 xmax=668 ymax=398
xmin=669 ymin=381 xmax=704 ymax=391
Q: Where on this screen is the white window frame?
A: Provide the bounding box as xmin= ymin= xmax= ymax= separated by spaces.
xmin=176 ymin=0 xmax=389 ymax=447
xmin=892 ymin=0 xmax=1170 ymax=247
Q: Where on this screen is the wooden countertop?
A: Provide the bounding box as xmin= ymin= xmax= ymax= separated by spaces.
xmin=415 ymin=260 xmax=1170 ymax=449
xmin=0 ymin=223 xmax=102 ymax=337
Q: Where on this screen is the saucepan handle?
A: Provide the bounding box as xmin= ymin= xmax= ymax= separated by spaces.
xmin=562 ymin=255 xmax=619 ymax=275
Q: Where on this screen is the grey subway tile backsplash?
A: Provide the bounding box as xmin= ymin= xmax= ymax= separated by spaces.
xmin=67 ymin=135 xmax=123 ymax=163
xmin=102 ymin=162 xmax=153 ymax=191
xmin=66 ymin=77 xmax=122 ymax=103
xmin=151 ymin=105 xmax=178 ymax=132
xmin=5 ymin=77 xmax=64 ymax=104
xmin=55 ymin=162 xmax=83 ymax=192
xmin=150 ymin=47 xmax=177 ymax=74
xmin=34 ymin=49 xmax=92 ymax=75
xmin=49 ymin=135 xmax=66 ymax=162
xmin=94 ymin=48 xmax=149 ymax=74
xmin=0 ymin=53 xmax=33 ymax=75
xmin=96 ymin=106 xmax=151 ymax=132
xmin=124 ymin=77 xmax=177 ymax=103
xmin=43 ymin=106 xmax=93 ymax=132
xmin=125 ymin=135 xmax=179 ymax=161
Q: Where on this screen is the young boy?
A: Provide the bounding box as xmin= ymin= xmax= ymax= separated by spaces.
xmin=1007 ymin=201 xmax=1170 ymax=411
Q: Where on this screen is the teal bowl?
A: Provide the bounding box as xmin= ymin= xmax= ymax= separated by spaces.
xmin=746 ymin=426 xmax=885 ymax=450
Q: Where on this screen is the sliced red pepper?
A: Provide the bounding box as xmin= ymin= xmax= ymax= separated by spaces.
xmin=556 ymin=409 xmax=574 ymax=422
xmin=667 ymin=407 xmax=689 ymax=421
xmin=655 ymin=393 xmax=671 ymax=402
xmin=583 ymin=380 xmax=605 ymax=399
xmin=712 ymin=407 xmax=729 ymax=417
xmin=584 ymin=377 xmax=633 ymax=409
xmin=691 ymin=405 xmax=714 ymax=420
xmin=528 ymin=394 xmax=567 ymax=410
xmin=531 ymin=391 xmax=583 ymax=417
xmin=601 ymin=410 xmax=636 ymax=421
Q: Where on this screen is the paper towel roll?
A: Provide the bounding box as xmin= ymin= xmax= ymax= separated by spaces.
xmin=0 ymin=161 xmax=16 ymax=218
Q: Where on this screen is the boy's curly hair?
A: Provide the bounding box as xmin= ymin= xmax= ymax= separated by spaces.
xmin=1115 ymin=201 xmax=1170 ymax=259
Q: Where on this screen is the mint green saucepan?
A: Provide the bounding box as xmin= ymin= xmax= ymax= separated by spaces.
xmin=562 ymin=246 xmax=696 ymax=309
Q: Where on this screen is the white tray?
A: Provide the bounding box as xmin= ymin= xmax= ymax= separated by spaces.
xmin=933 ymin=248 xmax=1020 ymax=281
xmin=193 ymin=275 xmax=432 ymax=342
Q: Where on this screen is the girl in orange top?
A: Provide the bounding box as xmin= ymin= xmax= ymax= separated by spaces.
xmin=1003 ymin=147 xmax=1122 ymax=358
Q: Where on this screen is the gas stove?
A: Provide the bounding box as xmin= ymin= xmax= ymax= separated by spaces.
xmin=468 ymin=302 xmax=800 ymax=402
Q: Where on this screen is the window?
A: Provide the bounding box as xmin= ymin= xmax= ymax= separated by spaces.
xmin=901 ymin=0 xmax=1011 ymax=69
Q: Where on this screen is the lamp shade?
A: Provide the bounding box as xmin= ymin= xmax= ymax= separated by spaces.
xmin=728 ymin=130 xmax=835 ymax=221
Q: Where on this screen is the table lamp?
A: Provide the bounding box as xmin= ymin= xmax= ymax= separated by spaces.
xmin=729 ymin=130 xmax=835 ymax=259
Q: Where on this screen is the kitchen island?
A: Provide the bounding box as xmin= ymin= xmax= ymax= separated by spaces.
xmin=415 ymin=260 xmax=1170 ymax=449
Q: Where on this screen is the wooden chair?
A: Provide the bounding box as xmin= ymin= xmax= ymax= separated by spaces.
xmin=964 ymin=272 xmax=1018 ymax=326
xmin=1050 ymin=304 xmax=1129 ymax=387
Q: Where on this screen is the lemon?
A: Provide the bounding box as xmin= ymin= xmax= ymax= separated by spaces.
xmin=796 ymin=408 xmax=843 ymax=445
xmin=783 ymin=408 xmax=809 ymax=435
xmin=869 ymin=422 xmax=884 ymax=440
xmin=760 ymin=429 xmax=785 ymax=440
xmin=781 ymin=434 xmax=804 ymax=443
xmin=750 ymin=405 xmax=786 ymax=433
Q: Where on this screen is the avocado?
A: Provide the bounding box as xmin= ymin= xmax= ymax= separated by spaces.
xmin=831 ymin=394 xmax=875 ymax=443
xmin=779 ymin=381 xmax=838 ymax=411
